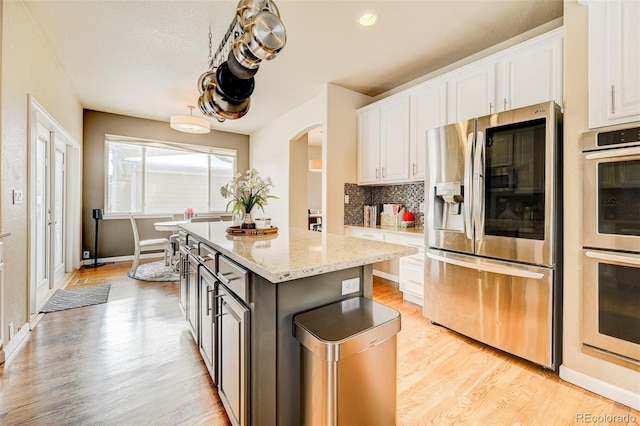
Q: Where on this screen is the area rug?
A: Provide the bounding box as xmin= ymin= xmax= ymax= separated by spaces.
xmin=41 ymin=283 xmax=111 ymax=313
xmin=127 ymin=260 xmax=179 ymax=282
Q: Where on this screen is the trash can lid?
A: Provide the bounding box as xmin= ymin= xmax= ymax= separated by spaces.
xmin=293 ymin=297 xmax=400 ymax=343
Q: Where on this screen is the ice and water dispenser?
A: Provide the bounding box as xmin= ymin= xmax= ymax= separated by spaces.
xmin=434 ymin=181 xmax=465 ymax=231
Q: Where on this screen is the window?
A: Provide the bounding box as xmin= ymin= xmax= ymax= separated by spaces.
xmin=106 ymin=135 xmax=236 ymax=215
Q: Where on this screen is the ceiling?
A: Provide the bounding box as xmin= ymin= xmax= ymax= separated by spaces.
xmin=22 ymin=0 xmax=563 ymax=136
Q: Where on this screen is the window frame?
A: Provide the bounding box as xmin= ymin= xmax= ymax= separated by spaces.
xmin=103 ymin=134 xmax=237 ymax=219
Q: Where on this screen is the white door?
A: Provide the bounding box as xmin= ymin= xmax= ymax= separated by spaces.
xmin=29 ymin=96 xmax=81 ymax=319
xmin=34 ymin=122 xmax=53 ymax=309
xmin=53 ymin=137 xmax=66 ymax=282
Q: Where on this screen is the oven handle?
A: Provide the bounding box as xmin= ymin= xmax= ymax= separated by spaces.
xmin=427 ymin=252 xmax=546 ymax=280
xmin=585 ymin=251 xmax=640 ymax=266
xmin=585 ymin=146 xmax=640 ymax=160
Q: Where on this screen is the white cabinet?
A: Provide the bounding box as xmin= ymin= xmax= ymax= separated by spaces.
xmin=447 ymin=61 xmax=497 ymax=122
xmin=409 ymin=80 xmax=448 ymax=180
xmin=447 ymin=28 xmax=563 ymax=122
xmin=357 ymin=28 xmax=563 ymax=185
xmin=346 ymin=227 xmax=425 ymax=305
xmin=357 ymin=107 xmax=381 ymax=184
xmin=497 ymin=29 xmax=563 ymax=112
xmin=589 ymin=0 xmax=640 ymax=128
xmin=357 ymin=97 xmax=410 ymax=184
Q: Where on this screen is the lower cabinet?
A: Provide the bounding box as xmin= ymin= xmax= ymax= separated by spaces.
xmin=187 ymin=253 xmax=200 ymax=341
xmin=199 ymin=266 xmax=217 ymax=381
xmin=346 ymin=226 xmax=425 ymax=305
xmin=399 ymin=254 xmax=425 ymax=306
xmin=217 ymin=283 xmax=250 ymax=426
xmin=180 ymin=237 xmax=251 ymax=426
xmin=178 ymin=247 xmax=189 ymax=317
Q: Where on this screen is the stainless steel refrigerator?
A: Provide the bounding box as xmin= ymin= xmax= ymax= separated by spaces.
xmin=423 ymin=101 xmax=563 ymax=370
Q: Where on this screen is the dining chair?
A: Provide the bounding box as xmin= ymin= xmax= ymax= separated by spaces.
xmin=129 ymin=213 xmax=171 ymax=276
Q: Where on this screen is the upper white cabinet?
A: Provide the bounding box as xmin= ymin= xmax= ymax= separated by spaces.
xmin=357 ymin=97 xmax=410 ymax=184
xmin=447 ymin=62 xmax=497 ymax=122
xmin=409 ymin=80 xmax=448 ymax=181
xmin=589 ymin=0 xmax=640 ymax=128
xmin=357 ymin=27 xmax=563 ymax=185
xmin=357 ymin=107 xmax=381 ymax=184
xmin=497 ymin=29 xmax=563 ymax=112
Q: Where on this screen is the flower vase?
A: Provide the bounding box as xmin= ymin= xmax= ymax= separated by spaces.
xmin=241 ymin=211 xmax=256 ymax=229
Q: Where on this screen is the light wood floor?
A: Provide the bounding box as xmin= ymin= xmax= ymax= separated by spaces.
xmin=1 ymin=261 xmax=638 ymax=425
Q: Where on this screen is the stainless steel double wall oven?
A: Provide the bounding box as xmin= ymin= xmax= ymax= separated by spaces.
xmin=424 ymin=101 xmax=563 ymax=370
xmin=582 ymin=123 xmax=640 ymax=363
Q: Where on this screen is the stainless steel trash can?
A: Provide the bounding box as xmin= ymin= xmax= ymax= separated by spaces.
xmin=293 ymin=297 xmax=401 ymax=426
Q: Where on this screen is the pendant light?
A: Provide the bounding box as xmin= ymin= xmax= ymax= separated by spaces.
xmin=170 ymin=105 xmax=211 ymax=134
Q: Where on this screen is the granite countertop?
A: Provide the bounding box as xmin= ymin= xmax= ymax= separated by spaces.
xmin=345 ymin=224 xmax=425 ymax=237
xmin=179 ymin=222 xmax=417 ymax=283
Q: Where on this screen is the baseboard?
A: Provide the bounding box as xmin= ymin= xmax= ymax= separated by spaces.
xmin=372 ymin=270 xmax=398 ymax=283
xmin=81 ymin=252 xmax=164 ymax=266
xmin=3 ymin=322 xmax=31 ymax=364
xmin=559 ymin=365 xmax=640 ymax=411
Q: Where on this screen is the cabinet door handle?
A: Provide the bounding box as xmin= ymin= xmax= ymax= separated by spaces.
xmin=206 ymin=286 xmax=213 ymax=314
xmin=408 ymin=279 xmax=422 ymax=285
xmin=375 ymin=167 xmax=379 ymax=179
xmin=611 ymin=85 xmax=616 ymax=114
xmin=412 ymin=162 xmax=417 ymax=176
xmin=382 ymin=167 xmax=386 ymax=178
xmin=489 ymin=102 xmax=493 ymax=113
xmin=503 ymin=98 xmax=507 ymax=111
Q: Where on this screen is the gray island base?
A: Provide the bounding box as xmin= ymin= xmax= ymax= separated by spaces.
xmin=178 ymin=222 xmax=416 ymax=425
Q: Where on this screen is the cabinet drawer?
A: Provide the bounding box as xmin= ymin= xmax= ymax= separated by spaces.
xmin=399 ymin=259 xmax=424 ymax=296
xmin=348 ymin=228 xmax=385 ymax=241
xmin=217 ymin=256 xmax=249 ymax=303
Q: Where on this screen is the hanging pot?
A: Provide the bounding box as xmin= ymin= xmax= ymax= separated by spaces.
xmin=197 ymin=69 xmax=217 ymax=94
xmin=241 ymin=11 xmax=286 ymax=61
xmin=231 ymin=37 xmax=262 ymax=71
xmin=199 ymin=84 xmax=251 ymax=121
xmin=236 ymin=0 xmax=280 ymax=28
xmin=215 ymin=61 xmax=255 ymax=102
xmin=227 ymin=46 xmax=260 ymax=80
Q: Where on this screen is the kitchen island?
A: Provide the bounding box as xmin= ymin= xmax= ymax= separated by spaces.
xmin=178 ymin=221 xmax=416 ymax=425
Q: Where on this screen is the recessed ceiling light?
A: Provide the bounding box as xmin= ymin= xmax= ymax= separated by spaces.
xmin=358 ymin=12 xmax=378 ymax=27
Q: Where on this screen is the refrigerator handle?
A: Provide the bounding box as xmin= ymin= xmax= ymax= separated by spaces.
xmin=427 ymin=252 xmax=546 ymax=280
xmin=473 ymin=131 xmax=485 ymax=242
xmin=464 ymin=132 xmax=475 ymax=241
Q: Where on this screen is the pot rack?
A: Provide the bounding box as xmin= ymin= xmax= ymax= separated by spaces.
xmin=206 ymin=0 xmax=273 ymax=70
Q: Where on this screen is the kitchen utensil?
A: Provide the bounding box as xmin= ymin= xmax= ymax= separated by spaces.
xmin=197 ymin=69 xmax=217 ymax=94
xmin=227 ymin=47 xmax=260 ymax=79
xmin=215 ymin=61 xmax=255 ymax=102
xmin=241 ymin=11 xmax=286 ymax=61
xmin=236 ymin=0 xmax=280 ymax=28
xmin=198 ymin=73 xmax=251 ymax=121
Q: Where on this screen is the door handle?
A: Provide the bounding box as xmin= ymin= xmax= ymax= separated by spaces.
xmin=464 ymin=132 xmax=474 ymax=241
xmin=473 ymin=131 xmax=485 ymax=242
xmin=585 ymin=251 xmax=640 ymax=266
xmin=427 ymin=251 xmax=545 ymax=279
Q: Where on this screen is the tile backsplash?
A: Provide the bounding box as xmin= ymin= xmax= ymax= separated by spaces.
xmin=345 ymin=182 xmax=425 ymax=227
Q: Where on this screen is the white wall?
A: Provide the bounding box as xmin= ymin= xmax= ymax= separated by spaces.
xmin=323 ymin=83 xmax=371 ymax=234
xmin=250 ymin=94 xmax=323 ymax=228
xmin=560 ymin=0 xmax=640 ymax=410
xmin=1 ymin=1 xmax=83 ymax=348
xmin=251 ymin=83 xmax=370 ymax=234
